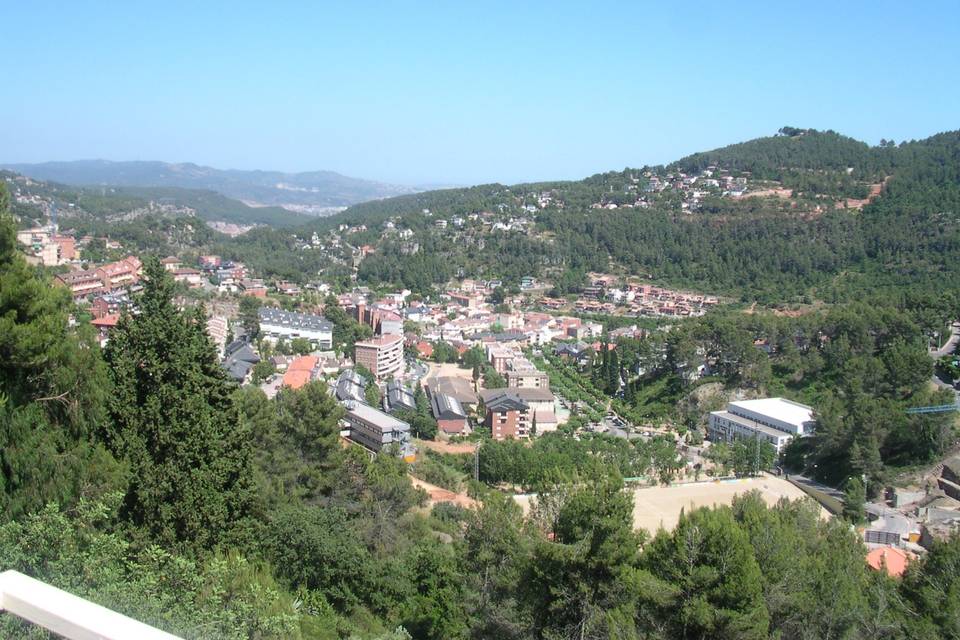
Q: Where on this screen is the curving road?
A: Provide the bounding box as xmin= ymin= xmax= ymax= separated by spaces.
xmin=930 ymin=322 xmax=960 ymax=392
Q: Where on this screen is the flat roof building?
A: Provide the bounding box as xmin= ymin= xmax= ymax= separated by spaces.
xmin=708 ymin=397 xmax=815 ymax=454
xmin=258 ymin=308 xmax=333 ymax=349
xmin=342 ymin=400 xmax=413 ymax=459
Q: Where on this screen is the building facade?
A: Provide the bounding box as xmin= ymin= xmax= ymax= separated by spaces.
xmin=258 ymin=308 xmax=333 ymax=349
xmin=708 ymin=397 xmax=815 ymax=454
xmin=354 ymin=334 xmax=404 ymax=379
xmin=484 ymin=393 xmax=531 ymax=440
xmin=343 ymin=401 xmax=413 ymax=458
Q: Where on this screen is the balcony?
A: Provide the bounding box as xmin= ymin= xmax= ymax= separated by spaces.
xmin=0 ymin=570 xmax=180 ymax=639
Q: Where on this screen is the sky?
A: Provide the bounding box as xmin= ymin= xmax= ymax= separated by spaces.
xmin=1 ymin=1 xmax=958 ymax=186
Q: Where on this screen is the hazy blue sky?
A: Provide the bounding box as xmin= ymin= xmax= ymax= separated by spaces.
xmin=2 ymin=1 xmax=958 ymax=185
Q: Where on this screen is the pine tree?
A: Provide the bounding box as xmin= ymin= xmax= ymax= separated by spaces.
xmin=103 ymin=258 xmax=255 ymax=553
xmin=0 ymin=186 xmax=122 ymax=519
xmin=842 ymin=477 xmax=867 ymax=524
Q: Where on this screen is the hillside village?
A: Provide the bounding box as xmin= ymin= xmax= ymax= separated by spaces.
xmin=13 ymin=189 xmax=960 ymax=575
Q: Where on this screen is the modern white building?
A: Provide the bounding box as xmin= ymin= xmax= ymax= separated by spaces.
xmin=708 ymin=397 xmax=815 ymax=454
xmin=258 ymin=308 xmax=333 ymax=349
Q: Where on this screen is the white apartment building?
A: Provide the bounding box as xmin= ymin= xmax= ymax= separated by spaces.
xmin=708 ymin=397 xmax=815 ymax=454
xmin=258 ymin=308 xmax=333 ymax=349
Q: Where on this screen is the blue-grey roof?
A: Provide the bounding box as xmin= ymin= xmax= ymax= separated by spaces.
xmin=431 ymin=392 xmax=467 ymax=419
xmin=258 ymin=307 xmax=333 ymax=332
xmin=221 ymin=340 xmax=260 ymax=381
xmin=385 ymin=381 xmax=416 ymax=413
xmin=335 ymin=369 xmax=367 ymax=403
xmin=485 ymin=392 xmax=529 ymax=412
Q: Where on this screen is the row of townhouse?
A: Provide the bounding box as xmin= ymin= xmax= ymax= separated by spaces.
xmin=56 ymin=256 xmax=142 ymax=301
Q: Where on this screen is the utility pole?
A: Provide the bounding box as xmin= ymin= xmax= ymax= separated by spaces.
xmin=474 ymin=440 xmax=481 ymax=482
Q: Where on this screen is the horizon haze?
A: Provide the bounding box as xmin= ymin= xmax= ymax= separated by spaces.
xmin=1 ymin=1 xmax=958 ymax=186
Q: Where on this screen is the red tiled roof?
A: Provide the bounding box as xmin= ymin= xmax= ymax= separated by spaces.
xmin=866 ymin=546 xmax=913 ymax=577
xmin=282 ymin=370 xmax=312 ymax=390
xmin=91 ymin=314 xmax=120 ymax=327
xmin=288 ymin=356 xmax=319 ymax=372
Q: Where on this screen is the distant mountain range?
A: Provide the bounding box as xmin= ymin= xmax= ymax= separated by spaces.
xmin=2 ymin=160 xmax=418 ymax=211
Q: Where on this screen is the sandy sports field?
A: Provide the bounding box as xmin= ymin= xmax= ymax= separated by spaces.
xmin=632 ymin=475 xmax=826 ymax=534
xmin=512 ymin=474 xmax=827 ymax=533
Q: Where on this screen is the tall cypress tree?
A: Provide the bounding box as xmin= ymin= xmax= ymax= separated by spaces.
xmin=103 ymin=258 xmax=254 ymax=553
xmin=607 ymin=348 xmax=620 ymax=394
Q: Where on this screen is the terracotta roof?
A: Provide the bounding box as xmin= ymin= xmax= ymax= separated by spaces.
xmin=288 ymin=356 xmax=319 ymax=372
xmin=282 ymin=370 xmax=312 ymax=390
xmin=90 ymin=314 xmax=120 ymax=327
xmin=866 ymin=546 xmax=913 ymax=577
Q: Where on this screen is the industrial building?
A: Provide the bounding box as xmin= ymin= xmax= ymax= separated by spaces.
xmin=708 ymin=397 xmax=815 ymax=454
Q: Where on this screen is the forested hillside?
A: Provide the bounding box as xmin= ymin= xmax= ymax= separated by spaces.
xmin=212 ymin=128 xmax=960 ymax=306
xmin=5 ymin=160 xmax=415 ymax=209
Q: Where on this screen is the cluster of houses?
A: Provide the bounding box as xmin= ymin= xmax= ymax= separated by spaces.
xmin=56 ymin=255 xmax=143 ymax=302
xmin=587 ymin=167 xmax=751 ymax=212
xmin=541 ymin=276 xmax=720 ymax=318
xmin=15 ymin=225 xmax=77 ymax=266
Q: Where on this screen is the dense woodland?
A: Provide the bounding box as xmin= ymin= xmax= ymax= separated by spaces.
xmin=206 ymin=129 xmax=960 ymax=304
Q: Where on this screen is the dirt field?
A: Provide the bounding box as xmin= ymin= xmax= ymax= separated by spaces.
xmin=512 ymin=474 xmax=827 ymax=533
xmin=418 ymin=439 xmax=477 ymax=455
xmin=410 ymin=476 xmax=478 ymax=509
xmin=420 ymin=362 xmax=475 ymax=389
xmin=631 ymin=475 xmax=826 ymax=534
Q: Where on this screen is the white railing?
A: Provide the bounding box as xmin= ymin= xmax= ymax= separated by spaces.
xmin=0 ymin=570 xmax=181 ymax=639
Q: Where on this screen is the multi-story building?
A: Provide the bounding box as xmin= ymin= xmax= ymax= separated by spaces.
xmin=354 ymin=334 xmax=404 ymax=380
xmin=708 ymin=397 xmax=815 ymax=454
xmin=484 ymin=392 xmax=531 ymax=440
xmin=98 ymin=256 xmax=142 ymax=290
xmin=506 ymin=358 xmax=549 ymax=389
xmin=342 ymin=400 xmax=413 ymax=459
xmin=486 ymin=344 xmax=517 ymax=374
xmin=206 ymin=315 xmax=229 ymax=357
xmin=55 ymin=256 xmax=142 ymax=301
xmin=258 ymin=308 xmax=333 ymax=349
xmin=58 ymin=269 xmax=107 ymax=300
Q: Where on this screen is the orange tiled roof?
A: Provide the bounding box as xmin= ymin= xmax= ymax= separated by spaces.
xmin=866 ymin=546 xmax=913 ymax=577
xmin=282 ymin=370 xmax=312 ymax=390
xmin=287 ymin=356 xmax=319 ymax=372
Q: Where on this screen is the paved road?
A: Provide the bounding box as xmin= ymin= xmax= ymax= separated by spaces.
xmin=930 ymin=322 xmax=960 ymax=393
xmin=931 ymin=321 xmax=960 ymax=358
xmin=787 ymin=472 xmax=846 ymax=501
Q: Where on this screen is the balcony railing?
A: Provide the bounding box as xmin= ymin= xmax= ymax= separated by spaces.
xmin=0 ymin=570 xmax=180 ymax=639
